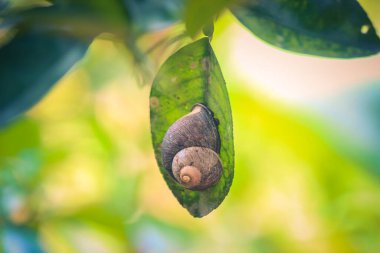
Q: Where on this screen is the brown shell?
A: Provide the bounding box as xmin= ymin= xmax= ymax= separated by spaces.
xmin=161 ymin=104 xmax=220 ymax=177
xmin=172 ymin=147 xmax=222 ymax=190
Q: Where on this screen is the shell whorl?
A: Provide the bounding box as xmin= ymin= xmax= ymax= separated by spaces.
xmin=172 ymin=147 xmax=222 ymax=190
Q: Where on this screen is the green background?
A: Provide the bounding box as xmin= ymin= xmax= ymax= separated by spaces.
xmin=1 ymin=1 xmax=380 ymax=252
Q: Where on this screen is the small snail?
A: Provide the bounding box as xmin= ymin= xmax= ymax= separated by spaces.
xmin=161 ymin=104 xmax=222 ymax=191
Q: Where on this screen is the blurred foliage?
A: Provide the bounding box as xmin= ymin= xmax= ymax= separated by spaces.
xmin=1 ymin=0 xmax=380 ymax=252
xmin=123 ymin=0 xmax=185 ymax=34
xmin=1 ymin=0 xmax=380 ymax=125
xmin=184 ymin=0 xmax=231 ymax=37
xmin=1 ymin=30 xmax=380 ymax=251
xmin=312 ymin=81 xmax=380 ymax=177
xmin=0 ymin=29 xmax=89 ymax=125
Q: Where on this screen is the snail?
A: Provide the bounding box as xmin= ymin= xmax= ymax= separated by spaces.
xmin=161 ymin=103 xmax=222 ymax=191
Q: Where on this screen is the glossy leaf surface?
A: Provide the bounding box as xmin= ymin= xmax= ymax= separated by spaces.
xmin=231 ymin=0 xmax=380 ymax=58
xmin=150 ymin=38 xmax=234 ymax=217
xmin=0 ymin=30 xmax=89 ymax=125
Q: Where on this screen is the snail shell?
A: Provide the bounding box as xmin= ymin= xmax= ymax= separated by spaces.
xmin=172 ymin=147 xmax=222 ymax=190
xmin=161 ymin=104 xmax=222 ymax=190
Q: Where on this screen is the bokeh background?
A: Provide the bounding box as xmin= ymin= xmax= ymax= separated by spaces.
xmin=1 ymin=2 xmax=380 ymax=252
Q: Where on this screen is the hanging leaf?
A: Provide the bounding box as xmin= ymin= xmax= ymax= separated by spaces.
xmin=150 ymin=38 xmax=234 ymax=217
xmin=0 ymin=30 xmax=89 ymax=126
xmin=231 ymin=0 xmax=380 ymax=58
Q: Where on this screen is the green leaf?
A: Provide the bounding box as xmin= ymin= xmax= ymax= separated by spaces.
xmin=231 ymin=0 xmax=380 ymax=58
xmin=150 ymin=38 xmax=234 ymax=217
xmin=185 ymin=0 xmax=232 ymax=37
xmin=0 ymin=30 xmax=89 ymax=126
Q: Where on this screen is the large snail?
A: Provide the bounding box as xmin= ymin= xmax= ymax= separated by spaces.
xmin=161 ymin=104 xmax=222 ymax=191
